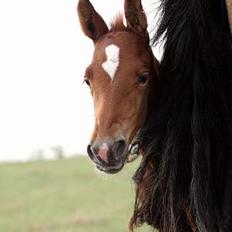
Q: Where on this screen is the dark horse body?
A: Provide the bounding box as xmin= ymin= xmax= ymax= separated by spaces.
xmin=132 ymin=0 xmax=232 ymax=231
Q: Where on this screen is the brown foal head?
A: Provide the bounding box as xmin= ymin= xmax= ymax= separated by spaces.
xmin=78 ymin=0 xmax=159 ymax=174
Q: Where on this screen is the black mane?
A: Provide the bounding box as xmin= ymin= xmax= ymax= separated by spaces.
xmin=131 ymin=0 xmax=232 ymax=231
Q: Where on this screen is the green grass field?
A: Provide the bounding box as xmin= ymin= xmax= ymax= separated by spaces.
xmin=0 ymin=157 xmax=152 ymax=232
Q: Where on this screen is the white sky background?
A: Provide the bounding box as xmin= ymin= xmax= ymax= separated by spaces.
xmin=0 ymin=0 xmax=162 ymax=161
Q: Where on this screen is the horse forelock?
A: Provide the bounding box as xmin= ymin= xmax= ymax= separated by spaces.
xmin=110 ymin=14 xmax=126 ymax=32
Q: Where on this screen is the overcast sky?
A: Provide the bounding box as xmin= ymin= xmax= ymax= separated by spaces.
xmin=0 ymin=0 xmax=162 ymax=161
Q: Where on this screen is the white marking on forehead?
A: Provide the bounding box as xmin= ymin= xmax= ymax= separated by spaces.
xmin=102 ymin=44 xmax=120 ymax=80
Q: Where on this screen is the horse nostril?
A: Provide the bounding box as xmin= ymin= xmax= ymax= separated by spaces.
xmin=87 ymin=144 xmax=109 ymax=164
xmin=87 ymin=144 xmax=93 ymax=157
xmin=87 ymin=144 xmax=98 ymax=161
xmin=112 ymin=140 xmax=126 ymax=158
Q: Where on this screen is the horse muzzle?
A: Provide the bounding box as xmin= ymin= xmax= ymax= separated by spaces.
xmin=87 ymin=139 xmax=128 ymax=174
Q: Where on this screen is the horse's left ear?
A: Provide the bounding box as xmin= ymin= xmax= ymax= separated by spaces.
xmin=124 ymin=0 xmax=148 ymax=35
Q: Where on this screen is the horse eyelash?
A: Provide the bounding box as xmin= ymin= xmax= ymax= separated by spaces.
xmin=82 ymin=75 xmax=87 ymax=84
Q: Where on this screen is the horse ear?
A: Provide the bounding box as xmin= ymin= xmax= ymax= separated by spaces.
xmin=124 ymin=0 xmax=148 ymax=35
xmin=77 ymin=0 xmax=108 ymax=42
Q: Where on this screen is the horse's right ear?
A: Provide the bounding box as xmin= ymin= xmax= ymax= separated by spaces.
xmin=77 ymin=0 xmax=108 ymax=42
xmin=124 ymin=0 xmax=148 ymax=35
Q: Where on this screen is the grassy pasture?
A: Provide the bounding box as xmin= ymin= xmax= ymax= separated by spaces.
xmin=0 ymin=157 xmax=152 ymax=232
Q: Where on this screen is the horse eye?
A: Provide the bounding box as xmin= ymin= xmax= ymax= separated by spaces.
xmin=138 ymin=75 xmax=148 ymax=85
xmin=84 ymin=78 xmax=91 ymax=87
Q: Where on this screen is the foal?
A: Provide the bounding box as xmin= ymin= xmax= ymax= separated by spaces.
xmin=78 ymin=0 xmax=159 ymax=174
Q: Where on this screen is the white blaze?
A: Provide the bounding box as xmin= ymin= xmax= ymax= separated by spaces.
xmin=102 ymin=44 xmax=120 ymax=80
